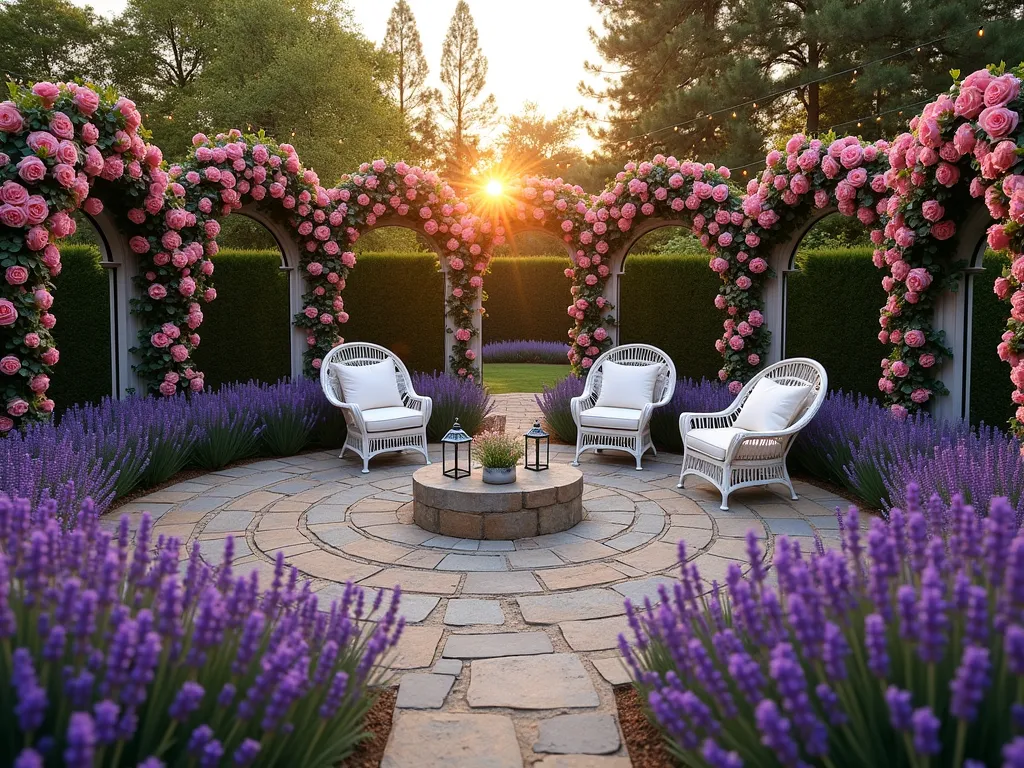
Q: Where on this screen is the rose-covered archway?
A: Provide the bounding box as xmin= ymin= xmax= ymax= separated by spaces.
xmin=3 ymin=62 xmax=1024 ymax=436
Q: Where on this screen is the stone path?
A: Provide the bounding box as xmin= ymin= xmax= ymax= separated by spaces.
xmin=491 ymin=393 xmax=548 ymax=437
xmin=120 ymin=438 xmax=847 ymax=766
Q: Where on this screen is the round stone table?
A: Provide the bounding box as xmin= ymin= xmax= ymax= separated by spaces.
xmin=411 ymin=463 xmax=584 ymax=540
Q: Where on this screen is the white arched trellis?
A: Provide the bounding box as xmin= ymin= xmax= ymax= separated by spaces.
xmin=765 ymin=204 xmax=994 ymax=424
xmin=94 ymin=204 xmax=309 ymax=400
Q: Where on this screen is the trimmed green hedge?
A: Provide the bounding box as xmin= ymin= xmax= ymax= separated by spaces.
xmin=339 ymin=251 xmax=445 ymax=374
xmin=970 ymin=252 xmax=1015 ymax=427
xmin=619 ymin=252 xmax=724 ymax=380
xmin=484 ymin=256 xmax=570 ymax=343
xmin=190 ymin=250 xmax=292 ymax=388
xmin=785 ymin=249 xmax=888 ymax=400
xmin=42 ymin=247 xmax=1020 ymax=430
xmin=48 ymin=245 xmax=112 ymax=409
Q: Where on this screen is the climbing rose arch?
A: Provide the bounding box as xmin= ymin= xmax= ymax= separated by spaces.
xmin=2 ymin=62 xmax=1024 ymax=435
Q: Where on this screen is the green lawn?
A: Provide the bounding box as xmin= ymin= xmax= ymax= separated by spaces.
xmin=483 ymin=363 xmax=570 ymax=394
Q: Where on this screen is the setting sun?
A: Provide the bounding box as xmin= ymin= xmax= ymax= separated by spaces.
xmin=485 ymin=179 xmax=504 ymax=196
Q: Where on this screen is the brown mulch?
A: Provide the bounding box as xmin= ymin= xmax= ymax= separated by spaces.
xmin=340 ymin=688 xmax=397 ymax=767
xmin=614 ymin=685 xmax=676 ymax=768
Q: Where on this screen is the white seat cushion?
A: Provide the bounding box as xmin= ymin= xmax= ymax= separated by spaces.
xmin=732 ymin=377 xmax=812 ymax=433
xmin=331 ymin=359 xmax=404 ymax=411
xmin=361 ymin=406 xmax=424 ymax=432
xmin=579 ymin=406 xmax=642 ymax=431
xmin=594 ymin=361 xmax=663 ymax=410
xmin=685 ymin=427 xmax=782 ymax=460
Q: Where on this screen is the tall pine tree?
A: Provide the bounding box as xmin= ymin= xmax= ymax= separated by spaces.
xmin=439 ymin=0 xmax=496 ymax=184
xmin=382 ymin=0 xmax=430 ymax=119
xmin=586 ymin=0 xmax=1024 ymax=168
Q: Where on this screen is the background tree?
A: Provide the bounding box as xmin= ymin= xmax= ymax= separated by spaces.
xmin=381 ymin=0 xmax=430 ymax=119
xmin=0 ymin=0 xmax=104 ymax=82
xmin=438 ymin=0 xmax=497 ymax=185
xmin=496 ymin=102 xmax=583 ymax=178
xmin=585 ymin=0 xmax=1024 ymax=168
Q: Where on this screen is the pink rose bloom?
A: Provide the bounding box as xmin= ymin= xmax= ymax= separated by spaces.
xmin=991 ymin=140 xmax=1018 ymax=173
xmin=890 ymin=360 xmax=909 ymax=377
xmin=996 ymin=276 xmax=1012 ymax=299
xmin=23 ymin=332 xmax=39 ymax=348
xmin=735 ymin=276 xmax=752 ymax=290
xmin=170 ymin=344 xmax=189 ymax=363
xmin=151 ymin=332 xmax=171 ymax=348
xmin=904 ymin=329 xmax=926 ymax=348
xmin=917 ymin=118 xmax=941 ymax=149
xmin=190 ymin=377 xmax=204 ymax=392
xmin=5 ymin=265 xmax=28 ymax=285
xmin=984 ymin=74 xmax=1021 ymax=107
xmin=7 ymin=399 xmax=29 ymax=417
xmin=878 ymin=378 xmax=895 ymax=394
xmin=905 ymin=268 xmax=932 ymax=293
xmin=17 ymin=156 xmax=46 ymax=183
xmin=29 ymin=374 xmax=49 ymax=393
xmin=748 ymin=258 xmax=767 ymax=274
xmin=954 ymin=86 xmax=985 ymax=118
xmin=0 ymin=355 xmax=21 ymax=375
xmin=931 ymin=220 xmax=956 ymax=240
xmin=978 ymin=106 xmax=1019 ymax=140
xmin=910 ymin=388 xmax=931 ymax=404
xmin=919 ymin=354 xmax=935 ymax=368
xmin=148 ymin=283 xmax=167 ymax=300
xmin=988 ymin=224 xmax=1011 ymax=251
xmin=25 ymin=226 xmax=47 ymax=251
xmin=159 ymin=381 xmax=177 ymax=397
xmin=921 ymin=200 xmax=944 ymax=222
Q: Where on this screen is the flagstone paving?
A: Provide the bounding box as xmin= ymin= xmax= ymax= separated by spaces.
xmin=123 ymin=437 xmax=850 ymax=765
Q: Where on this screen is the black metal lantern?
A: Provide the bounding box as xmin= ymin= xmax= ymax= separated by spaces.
xmin=441 ymin=418 xmax=472 ymax=479
xmin=524 ymin=420 xmax=550 ymax=471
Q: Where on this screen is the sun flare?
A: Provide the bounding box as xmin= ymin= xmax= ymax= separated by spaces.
xmin=485 ymin=179 xmax=504 ymax=196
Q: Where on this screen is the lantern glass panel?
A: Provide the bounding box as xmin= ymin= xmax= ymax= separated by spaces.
xmin=442 ymin=418 xmax=473 ymax=479
xmin=524 ymin=420 xmax=550 ymax=471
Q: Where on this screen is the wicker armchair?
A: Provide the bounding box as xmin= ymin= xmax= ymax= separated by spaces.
xmin=677 ymin=357 xmax=827 ymax=510
xmin=319 ymin=342 xmax=432 ymax=473
xmin=571 ymin=344 xmax=677 ymax=470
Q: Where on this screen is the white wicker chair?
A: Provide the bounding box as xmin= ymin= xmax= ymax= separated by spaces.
xmin=677 ymin=357 xmax=827 ymax=510
xmin=319 ymin=342 xmax=432 ymax=473
xmin=571 ymin=344 xmax=677 ymax=470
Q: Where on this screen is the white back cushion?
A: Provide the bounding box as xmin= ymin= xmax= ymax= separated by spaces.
xmin=732 ymin=377 xmax=812 ymax=432
xmin=594 ymin=361 xmax=663 ymax=410
xmin=331 ymin=360 xmax=404 ymax=410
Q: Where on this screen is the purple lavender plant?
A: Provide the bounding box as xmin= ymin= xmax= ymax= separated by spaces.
xmin=481 ymin=339 xmax=571 ymax=364
xmin=0 ymin=493 xmax=402 ymax=766
xmin=412 ymin=370 xmax=494 ymax=440
xmin=535 ymin=373 xmax=585 ymax=443
xmin=624 ymin=484 xmax=1024 ymax=766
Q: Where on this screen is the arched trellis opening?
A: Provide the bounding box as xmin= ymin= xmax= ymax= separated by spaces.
xmin=350 ymin=215 xmax=465 ymax=373
xmin=5 ymin=64 xmax=1024 ymax=436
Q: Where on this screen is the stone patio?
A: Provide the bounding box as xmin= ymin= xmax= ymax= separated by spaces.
xmin=121 ymin=418 xmax=848 ymax=766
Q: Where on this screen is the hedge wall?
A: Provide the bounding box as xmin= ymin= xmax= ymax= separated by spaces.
xmin=45 ymin=247 xmax=1018 ymax=430
xmin=970 ymin=252 xmax=1015 ymax=427
xmin=48 ymin=245 xmax=112 ymax=409
xmin=619 ymin=253 xmax=725 ymax=380
xmin=338 ymin=251 xmax=445 ymax=374
xmin=484 ymin=256 xmax=570 ymax=343
xmin=785 ymin=249 xmax=888 ymax=400
xmin=190 ymin=250 xmax=292 ymax=388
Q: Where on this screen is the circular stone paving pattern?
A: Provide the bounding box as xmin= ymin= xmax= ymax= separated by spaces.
xmin=411 ymin=464 xmax=584 ymax=540
xmin=305 ymin=471 xmax=715 ymax=577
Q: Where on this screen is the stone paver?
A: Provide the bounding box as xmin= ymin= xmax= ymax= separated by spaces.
xmin=467 ymin=654 xmax=599 ymax=709
xmin=127 ymin=409 xmax=841 ymax=760
xmin=560 ymin=615 xmax=632 ymax=652
xmin=534 ymin=713 xmax=621 ymax=755
xmin=517 ymin=589 xmax=626 ymax=624
xmin=382 ymin=712 xmax=521 ymax=768
xmin=444 ymin=599 xmax=505 ymax=626
xmin=396 ymin=673 xmax=455 ymax=709
xmin=443 ymin=632 xmax=553 ymax=659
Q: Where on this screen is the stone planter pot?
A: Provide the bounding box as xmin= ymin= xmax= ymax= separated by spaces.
xmin=482 ymin=466 xmax=516 ymax=485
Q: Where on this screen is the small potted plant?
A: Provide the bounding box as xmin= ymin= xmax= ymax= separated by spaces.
xmin=474 ymin=430 xmax=524 ymax=484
